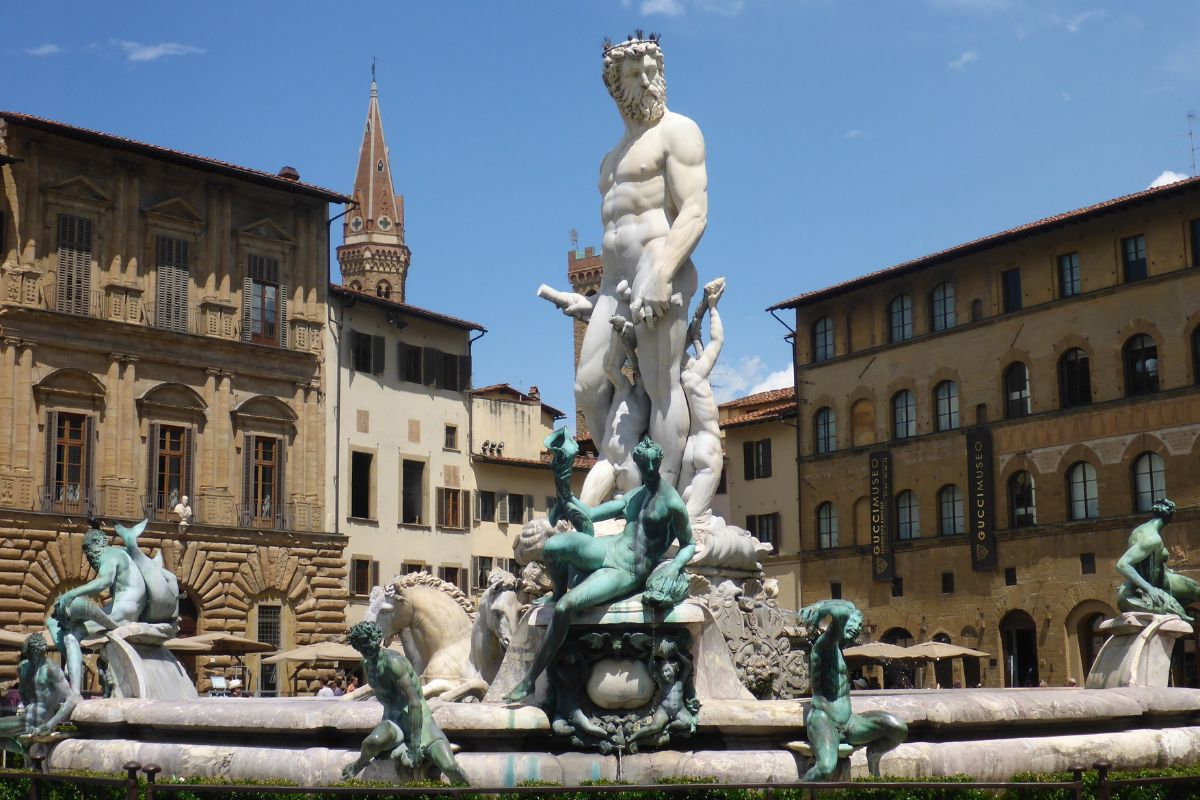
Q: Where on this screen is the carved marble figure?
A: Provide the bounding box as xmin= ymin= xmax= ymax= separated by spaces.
xmin=173 ymin=496 xmax=194 ymax=534
xmin=677 ymin=277 xmax=725 ymax=519
xmin=573 ymin=34 xmax=708 ymax=492
xmin=628 ymin=637 xmax=699 ymax=749
xmin=800 ymin=599 xmax=907 ymax=781
xmin=0 ymin=633 xmax=79 ymax=754
xmin=341 ymin=622 xmax=467 ymax=784
xmin=505 ymin=436 xmax=694 ymax=702
xmin=1117 ymin=498 xmax=1199 ymax=621
xmin=48 ymin=519 xmax=181 ymax=691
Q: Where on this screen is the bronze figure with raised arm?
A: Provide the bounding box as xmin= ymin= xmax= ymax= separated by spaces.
xmin=1116 ymin=498 xmax=1199 ymax=621
xmin=799 ymin=599 xmax=907 ymax=781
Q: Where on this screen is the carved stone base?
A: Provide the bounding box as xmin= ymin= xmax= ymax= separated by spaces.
xmin=1085 ymin=612 xmax=1193 ymax=689
xmin=102 ymin=623 xmax=197 ymax=700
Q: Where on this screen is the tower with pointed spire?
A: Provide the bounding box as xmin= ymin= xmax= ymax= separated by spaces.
xmin=337 ymin=72 xmax=411 ymax=302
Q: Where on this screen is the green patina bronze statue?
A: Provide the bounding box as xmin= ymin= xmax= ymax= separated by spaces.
xmin=342 ymin=621 xmax=467 ymax=784
xmin=0 ymin=633 xmax=79 ymax=755
xmin=505 ymin=434 xmax=695 ymax=702
xmin=800 ymin=600 xmax=907 ymax=781
xmin=1117 ymin=498 xmax=1199 ymax=621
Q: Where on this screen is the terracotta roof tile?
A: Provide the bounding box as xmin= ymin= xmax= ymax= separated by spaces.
xmin=769 ymin=175 xmax=1200 ymax=310
xmin=718 ymin=387 xmax=796 ymax=410
xmin=330 ymin=284 xmax=485 ymax=331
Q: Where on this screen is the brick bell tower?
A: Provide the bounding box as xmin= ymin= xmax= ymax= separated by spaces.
xmin=337 ymin=70 xmax=411 ymax=301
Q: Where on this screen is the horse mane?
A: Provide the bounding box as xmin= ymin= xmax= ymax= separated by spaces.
xmin=391 ymin=571 xmax=475 ymax=614
xmin=366 ymin=585 xmax=390 ymax=618
xmin=484 ymin=568 xmax=519 ymax=596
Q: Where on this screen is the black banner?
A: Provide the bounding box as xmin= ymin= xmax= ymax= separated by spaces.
xmin=868 ymin=450 xmax=893 ymax=581
xmin=966 ymin=428 xmax=997 ymax=571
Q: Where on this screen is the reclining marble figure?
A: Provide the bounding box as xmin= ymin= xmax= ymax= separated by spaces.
xmin=1116 ymin=498 xmax=1199 ymax=621
xmin=505 ymin=434 xmax=695 ymax=702
xmin=342 ymin=621 xmax=467 ymax=784
xmin=0 ymin=633 xmax=79 ymax=754
xmin=48 ymin=519 xmax=181 ymax=691
xmin=800 ymin=599 xmax=907 ymax=781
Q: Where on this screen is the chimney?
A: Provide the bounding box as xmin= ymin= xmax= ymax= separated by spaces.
xmin=528 ymin=385 xmax=541 ymax=400
xmin=277 ymin=166 xmax=300 ymax=181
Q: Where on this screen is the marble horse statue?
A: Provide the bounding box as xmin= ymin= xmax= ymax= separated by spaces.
xmin=365 ymin=571 xmax=521 ymax=701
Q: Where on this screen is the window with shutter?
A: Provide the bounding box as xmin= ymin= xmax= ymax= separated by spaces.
xmin=145 ymin=423 xmax=160 ymax=517
xmin=497 ymin=491 xmax=509 ymax=524
xmin=42 ymin=410 xmax=58 ymax=509
xmin=46 ymin=412 xmax=91 ymax=514
xmin=56 ymin=214 xmax=93 ymax=316
xmin=436 ymin=487 xmax=447 ymax=527
xmin=247 ymin=255 xmax=282 ymax=346
xmin=457 ymin=354 xmax=472 ymax=393
xmin=742 ymin=441 xmax=754 ymax=481
xmin=422 ymin=347 xmax=438 ymax=386
xmin=155 ymin=235 xmax=190 ymax=332
xmin=525 ymin=495 xmax=535 ymax=523
xmin=372 ymin=335 xmax=386 ymax=375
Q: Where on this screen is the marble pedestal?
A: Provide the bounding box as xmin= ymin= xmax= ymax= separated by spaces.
xmin=103 ymin=623 xmax=197 ymax=700
xmin=1085 ymin=612 xmax=1192 ymax=689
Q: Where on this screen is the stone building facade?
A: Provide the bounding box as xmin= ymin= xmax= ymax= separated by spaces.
xmin=0 ymin=111 xmax=349 ymax=694
xmin=767 ymin=177 xmax=1200 ymax=689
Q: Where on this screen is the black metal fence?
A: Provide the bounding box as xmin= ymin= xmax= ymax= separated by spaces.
xmin=8 ymin=756 xmax=1200 ymax=800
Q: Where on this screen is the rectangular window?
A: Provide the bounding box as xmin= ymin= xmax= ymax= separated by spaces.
xmin=1122 ymin=234 xmax=1147 ymax=282
xmin=403 ymin=562 xmax=425 ymax=574
xmin=437 ymin=487 xmax=469 ymax=530
xmin=1080 ymin=552 xmax=1096 ymax=575
xmin=444 ymin=424 xmax=459 ymax=450
xmin=438 ymin=565 xmax=467 ymax=592
xmin=56 ymin=214 xmax=94 ymax=316
xmin=891 ymin=577 xmax=904 ymax=598
xmin=46 ymin=411 xmax=92 ymax=514
xmin=244 ymin=254 xmax=286 ymax=347
xmin=471 ymin=556 xmax=494 ymax=593
xmin=476 ymin=490 xmax=496 ymax=522
xmin=350 ymin=557 xmax=379 ymax=596
xmin=1001 ymin=268 xmax=1022 ymax=313
xmin=745 ymin=512 xmax=780 ymax=550
xmin=350 ymin=451 xmax=373 ymax=519
xmin=401 ymin=459 xmax=425 ymax=525
xmin=257 ymin=605 xmax=281 ymax=697
xmin=245 ymin=435 xmax=282 ymax=528
xmin=829 ymin=581 xmax=842 ymax=600
xmin=506 ymin=493 xmax=534 ymax=524
xmin=398 ymin=342 xmax=423 ymax=383
xmin=149 ymin=423 xmax=191 ymax=520
xmin=1191 ymin=219 xmax=1200 ymax=268
xmin=351 ymin=331 xmax=385 ymax=374
xmin=941 ymin=572 xmax=955 ymax=594
xmin=1057 ymin=252 xmax=1081 ymax=298
xmin=155 ymin=235 xmax=190 ymax=332
xmin=1004 ymin=567 xmax=1017 ymax=586
xmin=716 ymin=459 xmax=728 ymax=495
xmin=742 ymin=439 xmax=772 ymax=481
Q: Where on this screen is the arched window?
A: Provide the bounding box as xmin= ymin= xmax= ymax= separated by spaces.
xmin=1132 ymin=452 xmax=1166 ymax=512
xmin=1059 ymin=348 xmax=1092 ymax=408
xmin=1123 ymin=334 xmax=1159 ymax=396
xmin=892 ymin=390 xmax=916 ymax=439
xmin=817 ymin=502 xmax=838 ymax=549
xmin=812 ymin=317 xmax=834 ymax=362
xmin=376 ymin=280 xmax=392 ymax=300
xmin=814 ymin=407 xmax=836 ymax=455
xmin=938 ymin=484 xmax=964 ymax=535
xmin=889 ymin=295 xmax=913 ymax=343
xmin=1004 ymin=363 xmax=1031 ymax=418
xmin=1067 ymin=461 xmax=1099 ymax=521
xmin=934 ymin=381 xmax=960 ymax=431
xmin=931 ymin=282 xmax=956 ymax=331
xmin=896 ymin=490 xmax=920 ymax=540
xmin=348 ymin=280 xmax=363 ymax=291
xmin=1008 ymin=471 xmax=1036 ymax=527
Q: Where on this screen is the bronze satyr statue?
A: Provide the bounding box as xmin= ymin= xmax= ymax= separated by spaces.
xmin=1117 ymin=498 xmax=1199 ymax=621
xmin=799 ymin=600 xmax=907 ymax=781
xmin=341 ymin=621 xmax=467 ymax=785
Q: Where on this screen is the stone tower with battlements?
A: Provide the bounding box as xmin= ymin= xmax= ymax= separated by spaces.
xmin=337 ymin=77 xmax=411 ymax=301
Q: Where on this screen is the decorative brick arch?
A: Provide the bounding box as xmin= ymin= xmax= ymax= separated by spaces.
xmin=1113 ymin=320 xmax=1166 ymax=393
xmin=20 ymin=531 xmax=94 ymax=621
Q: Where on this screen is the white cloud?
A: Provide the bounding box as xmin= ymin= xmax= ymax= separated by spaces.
xmin=709 ymin=355 xmax=793 ymax=404
xmin=115 ymin=40 xmax=205 ymax=62
xmin=948 ymin=50 xmax=979 ymax=70
xmin=24 ymin=43 xmax=62 ymax=57
xmin=1149 ymin=170 xmax=1189 ymax=188
xmin=694 ymin=0 xmax=744 ymax=14
xmin=844 ymin=129 xmax=867 ymax=140
xmin=1065 ymin=9 xmax=1105 ymax=33
xmin=641 ymin=0 xmax=684 ymax=15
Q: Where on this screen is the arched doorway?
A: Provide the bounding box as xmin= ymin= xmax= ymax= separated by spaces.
xmin=881 ymin=627 xmax=915 ymax=689
xmin=1077 ymin=612 xmax=1106 ymax=679
xmin=1000 ymin=610 xmax=1039 ymax=687
xmin=932 ymin=632 xmax=954 ymax=689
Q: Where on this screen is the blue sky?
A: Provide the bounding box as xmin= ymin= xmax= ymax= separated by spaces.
xmin=4 ymin=1 xmax=1199 ymax=421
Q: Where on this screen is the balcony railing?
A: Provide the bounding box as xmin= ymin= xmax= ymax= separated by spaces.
xmin=38 ymin=484 xmax=96 ymax=516
xmin=43 ymin=283 xmax=103 ymax=318
xmin=238 ymin=501 xmax=290 ymax=531
xmin=141 ymin=492 xmax=195 ymax=523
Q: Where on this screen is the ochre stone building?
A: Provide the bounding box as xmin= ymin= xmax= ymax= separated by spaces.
xmin=0 ymin=111 xmax=349 ymax=694
xmin=766 ymin=178 xmax=1200 ymax=689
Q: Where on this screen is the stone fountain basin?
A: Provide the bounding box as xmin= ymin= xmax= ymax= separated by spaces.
xmin=49 ymin=687 xmax=1200 ymax=785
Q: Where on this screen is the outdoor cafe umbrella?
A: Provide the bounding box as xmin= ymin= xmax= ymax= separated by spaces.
xmin=841 ymin=642 xmax=914 ymax=661
xmin=906 ymin=641 xmax=989 ymax=661
xmin=190 ymin=632 xmax=276 ymax=655
xmin=262 ymin=640 xmax=361 ymax=665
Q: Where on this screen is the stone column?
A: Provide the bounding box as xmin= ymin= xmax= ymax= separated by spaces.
xmin=14 ymin=341 xmax=36 ymax=476
xmin=0 ymin=337 xmax=18 ymax=468
xmin=202 ymin=368 xmax=220 ymax=487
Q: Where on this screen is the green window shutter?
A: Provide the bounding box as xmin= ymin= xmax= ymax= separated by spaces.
xmin=743 ymin=441 xmax=754 ymax=481
xmin=241 ymin=277 xmax=253 ymax=342
xmin=278 ymin=283 xmax=289 ymax=349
